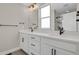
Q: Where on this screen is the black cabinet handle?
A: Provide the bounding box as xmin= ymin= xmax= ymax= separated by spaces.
xmin=31 ymin=52 xmax=35 ymax=55
xmin=31 ymin=43 xmax=35 ymax=46
xmin=51 ymin=49 xmax=54 ymax=55
xmin=31 ymin=37 xmax=35 ymax=39
xmin=22 ymin=38 xmax=24 ymax=42
xmin=54 ymin=49 xmax=56 ymax=55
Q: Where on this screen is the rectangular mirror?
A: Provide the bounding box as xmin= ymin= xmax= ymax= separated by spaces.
xmin=54 ymin=3 xmax=78 ymax=32
xmin=38 ymin=3 xmax=79 ymax=32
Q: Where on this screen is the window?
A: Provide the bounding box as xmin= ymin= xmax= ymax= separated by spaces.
xmin=40 ymin=5 xmax=50 ymax=29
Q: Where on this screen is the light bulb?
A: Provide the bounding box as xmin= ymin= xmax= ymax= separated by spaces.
xmin=27 ymin=3 xmax=39 ymax=12
xmin=33 ymin=4 xmax=38 ymax=11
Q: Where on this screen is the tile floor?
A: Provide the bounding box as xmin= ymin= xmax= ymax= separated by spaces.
xmin=7 ymin=50 xmax=28 ymax=55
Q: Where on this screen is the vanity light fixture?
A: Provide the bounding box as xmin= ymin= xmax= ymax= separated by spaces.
xmin=28 ymin=3 xmax=38 ymax=11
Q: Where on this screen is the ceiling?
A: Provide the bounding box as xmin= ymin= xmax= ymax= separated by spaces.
xmin=23 ymin=3 xmax=45 ymax=7
xmin=52 ymin=3 xmax=77 ymax=16
xmin=38 ymin=3 xmax=77 ymax=16
xmin=23 ymin=3 xmax=77 ymax=16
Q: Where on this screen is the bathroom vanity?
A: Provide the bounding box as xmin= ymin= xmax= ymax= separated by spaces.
xmin=18 ymin=3 xmax=79 ymax=55
xmin=19 ymin=30 xmax=79 ymax=55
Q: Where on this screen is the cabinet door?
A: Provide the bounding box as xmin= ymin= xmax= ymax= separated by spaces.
xmin=41 ymin=43 xmax=54 ymax=55
xmin=19 ymin=33 xmax=24 ymax=49
xmin=23 ymin=34 xmax=29 ymax=53
xmin=54 ymin=48 xmax=74 ymax=55
xmin=29 ymin=48 xmax=40 ymax=55
xmin=28 ymin=35 xmax=41 ymax=55
xmin=77 ymin=22 xmax=79 ymax=32
xmin=41 ymin=43 xmax=74 ymax=55
xmin=19 ymin=33 xmax=29 ymax=53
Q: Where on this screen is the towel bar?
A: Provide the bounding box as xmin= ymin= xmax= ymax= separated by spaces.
xmin=0 ymin=24 xmax=18 ymax=27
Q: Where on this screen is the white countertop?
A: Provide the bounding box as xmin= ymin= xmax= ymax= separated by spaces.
xmin=19 ymin=30 xmax=79 ymax=43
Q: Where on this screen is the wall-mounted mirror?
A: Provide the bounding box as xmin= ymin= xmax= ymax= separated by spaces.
xmin=54 ymin=3 xmax=77 ymax=32
xmin=38 ymin=3 xmax=79 ymax=32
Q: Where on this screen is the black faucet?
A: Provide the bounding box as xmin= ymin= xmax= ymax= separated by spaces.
xmin=58 ymin=27 xmax=64 ymax=35
xmin=29 ymin=27 xmax=33 ymax=32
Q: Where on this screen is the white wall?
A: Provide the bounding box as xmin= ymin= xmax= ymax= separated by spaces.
xmin=0 ymin=3 xmax=38 ymax=52
xmin=0 ymin=3 xmax=27 ymax=52
xmin=51 ymin=4 xmax=55 ymax=31
xmin=62 ymin=12 xmax=76 ymax=31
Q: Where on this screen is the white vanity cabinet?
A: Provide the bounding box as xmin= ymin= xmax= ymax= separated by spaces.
xmin=41 ymin=43 xmax=74 ymax=55
xmin=41 ymin=37 xmax=75 ymax=55
xmin=53 ymin=47 xmax=74 ymax=55
xmin=41 ymin=43 xmax=54 ymax=55
xmin=19 ymin=31 xmax=79 ymax=55
xmin=19 ymin=32 xmax=29 ymax=54
xmin=28 ymin=35 xmax=41 ymax=55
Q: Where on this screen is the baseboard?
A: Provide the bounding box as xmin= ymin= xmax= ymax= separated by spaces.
xmin=0 ymin=47 xmax=20 ymax=55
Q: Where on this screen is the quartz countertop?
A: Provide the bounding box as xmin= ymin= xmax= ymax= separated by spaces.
xmin=19 ymin=30 xmax=79 ymax=43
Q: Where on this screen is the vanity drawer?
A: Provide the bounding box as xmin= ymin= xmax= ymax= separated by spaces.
xmin=29 ymin=48 xmax=40 ymax=55
xmin=29 ymin=39 xmax=40 ymax=53
xmin=29 ymin=35 xmax=40 ymax=41
xmin=41 ymin=37 xmax=76 ymax=52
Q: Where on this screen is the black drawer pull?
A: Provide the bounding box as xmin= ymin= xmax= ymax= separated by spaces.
xmin=31 ymin=43 xmax=35 ymax=46
xmin=31 ymin=52 xmax=35 ymax=55
xmin=22 ymin=38 xmax=24 ymax=42
xmin=54 ymin=49 xmax=56 ymax=55
xmin=51 ymin=49 xmax=54 ymax=55
xmin=31 ymin=37 xmax=35 ymax=39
